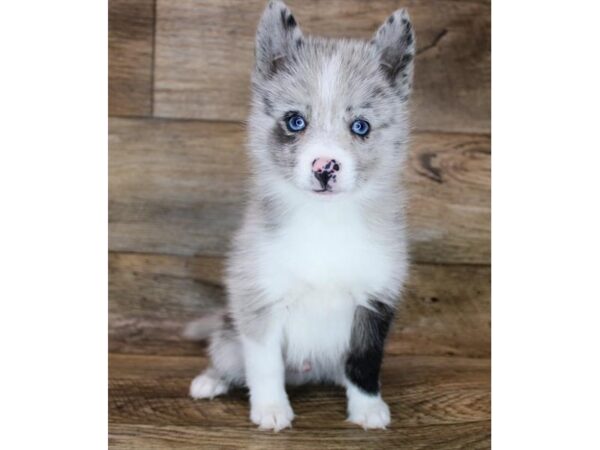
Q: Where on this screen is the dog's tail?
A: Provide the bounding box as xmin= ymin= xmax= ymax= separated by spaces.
xmin=182 ymin=311 xmax=226 ymax=341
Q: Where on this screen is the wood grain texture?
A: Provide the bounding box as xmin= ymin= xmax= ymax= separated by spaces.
xmin=109 ymin=252 xmax=490 ymax=357
xmin=153 ymin=0 xmax=490 ymax=133
xmin=408 ymin=132 xmax=490 ymax=264
xmin=109 ymin=117 xmax=490 ymax=264
xmin=109 ymin=0 xmax=155 ymax=116
xmin=109 ymin=353 xmax=490 ymax=449
xmin=109 ymin=118 xmax=246 ymax=258
xmin=110 ymin=422 xmax=491 ymax=450
xmin=109 ymin=252 xmax=225 ymax=355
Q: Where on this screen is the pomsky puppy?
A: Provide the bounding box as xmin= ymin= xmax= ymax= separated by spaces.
xmin=188 ymin=0 xmax=415 ymax=431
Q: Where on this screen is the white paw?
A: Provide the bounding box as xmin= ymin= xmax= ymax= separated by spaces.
xmin=189 ymin=371 xmax=229 ymax=399
xmin=347 ymin=395 xmax=391 ymax=430
xmin=250 ymin=401 xmax=295 ymax=431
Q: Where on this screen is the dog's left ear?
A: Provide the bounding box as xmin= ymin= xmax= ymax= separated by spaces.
xmin=254 ymin=1 xmax=303 ymax=79
xmin=372 ymin=9 xmax=416 ymax=98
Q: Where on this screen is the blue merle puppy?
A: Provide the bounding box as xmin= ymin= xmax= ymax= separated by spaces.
xmin=188 ymin=0 xmax=415 ymax=431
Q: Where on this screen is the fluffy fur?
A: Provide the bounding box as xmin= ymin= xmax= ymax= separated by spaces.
xmin=189 ymin=0 xmax=415 ymax=431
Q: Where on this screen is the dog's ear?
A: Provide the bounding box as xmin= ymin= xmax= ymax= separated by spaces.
xmin=372 ymin=9 xmax=416 ymax=98
xmin=254 ymin=1 xmax=303 ymax=78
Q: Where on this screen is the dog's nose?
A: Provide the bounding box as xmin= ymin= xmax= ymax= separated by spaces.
xmin=312 ymin=158 xmax=340 ymax=173
xmin=312 ymin=158 xmax=341 ymax=190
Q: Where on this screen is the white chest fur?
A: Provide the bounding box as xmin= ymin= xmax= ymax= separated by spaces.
xmin=282 ymin=289 xmax=356 ymax=380
xmin=257 ymin=198 xmax=395 ymax=302
xmin=254 ymin=197 xmax=397 ymax=378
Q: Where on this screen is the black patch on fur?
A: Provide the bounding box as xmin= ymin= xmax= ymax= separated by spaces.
xmin=360 ymin=102 xmax=372 ymax=109
xmin=388 ymin=15 xmax=395 ymax=24
xmin=287 ymin=14 xmax=297 ymax=29
xmin=405 ymin=29 xmax=414 ymax=46
xmin=402 ymin=18 xmax=412 ymax=32
xmin=345 ymin=300 xmax=395 ymax=395
xmin=281 ymin=10 xmax=296 ymax=29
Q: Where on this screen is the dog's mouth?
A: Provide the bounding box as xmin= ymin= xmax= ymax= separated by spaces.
xmin=312 ymin=188 xmax=336 ymax=195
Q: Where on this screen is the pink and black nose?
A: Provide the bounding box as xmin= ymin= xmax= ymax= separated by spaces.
xmin=312 ymin=158 xmax=341 ymax=191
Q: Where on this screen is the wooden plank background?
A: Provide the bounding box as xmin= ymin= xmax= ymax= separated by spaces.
xmin=109 ymin=0 xmax=155 ymax=116
xmin=109 ymin=0 xmax=490 ymax=445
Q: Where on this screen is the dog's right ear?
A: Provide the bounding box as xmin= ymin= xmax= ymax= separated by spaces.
xmin=372 ymin=9 xmax=416 ymax=99
xmin=254 ymin=1 xmax=303 ymax=78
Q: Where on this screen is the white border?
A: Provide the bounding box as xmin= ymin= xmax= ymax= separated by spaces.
xmin=494 ymin=1 xmax=600 ymax=448
xmin=0 ymin=1 xmax=107 ymax=449
xmin=1 ymin=0 xmax=600 ymax=448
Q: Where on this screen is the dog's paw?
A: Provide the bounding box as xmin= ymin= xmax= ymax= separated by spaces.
xmin=250 ymin=400 xmax=295 ymax=431
xmin=347 ymin=395 xmax=391 ymax=430
xmin=189 ymin=371 xmax=229 ymax=399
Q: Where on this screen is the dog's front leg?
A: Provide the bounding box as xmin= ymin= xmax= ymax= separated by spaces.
xmin=344 ymin=300 xmax=395 ymax=429
xmin=242 ymin=325 xmax=294 ymax=431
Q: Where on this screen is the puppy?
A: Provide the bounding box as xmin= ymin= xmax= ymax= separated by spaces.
xmin=189 ymin=0 xmax=415 ymax=431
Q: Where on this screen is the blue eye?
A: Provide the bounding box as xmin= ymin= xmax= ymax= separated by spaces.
xmin=286 ymin=114 xmax=307 ymax=132
xmin=351 ymin=119 xmax=370 ymax=137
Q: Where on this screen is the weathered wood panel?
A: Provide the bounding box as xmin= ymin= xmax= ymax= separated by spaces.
xmin=109 ymin=252 xmax=225 ymax=355
xmin=109 ymin=252 xmax=490 ymax=357
xmin=391 ymin=263 xmax=490 ymax=358
xmin=408 ymin=132 xmax=490 ymax=264
xmin=108 ymin=118 xmax=246 ymax=258
xmin=109 ymin=117 xmax=490 ymax=264
xmin=110 ymin=422 xmax=491 ymax=449
xmin=109 ymin=353 xmax=490 ymax=449
xmin=109 ymin=0 xmax=155 ymax=116
xmin=154 ymin=0 xmax=490 ymax=133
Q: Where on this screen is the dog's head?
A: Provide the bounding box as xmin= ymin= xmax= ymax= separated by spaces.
xmin=248 ymin=1 xmax=415 ymax=198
